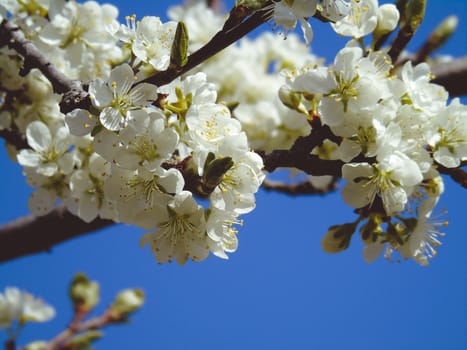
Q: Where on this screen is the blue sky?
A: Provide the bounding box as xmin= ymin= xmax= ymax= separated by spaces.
xmin=0 ymin=1 xmax=466 ymax=349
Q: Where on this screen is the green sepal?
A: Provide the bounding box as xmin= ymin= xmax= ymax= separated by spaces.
xmin=224 ymin=101 xmax=240 ymax=113
xmin=360 ymin=215 xmax=383 ymax=243
xmin=90 ymin=124 xmax=103 ymax=137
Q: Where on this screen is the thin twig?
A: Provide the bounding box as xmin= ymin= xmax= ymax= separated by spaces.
xmin=139 ymin=3 xmax=273 ymax=87
xmin=45 ymin=310 xmax=113 ymax=350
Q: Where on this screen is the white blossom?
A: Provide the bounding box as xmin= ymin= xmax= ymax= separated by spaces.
xmin=0 ymin=287 xmax=55 ymax=329
xmin=89 ymin=63 xmax=158 ymax=131
xmin=131 ymin=16 xmax=177 ymax=71
xmin=140 ymin=191 xmax=209 ymax=265
xmin=17 ymin=121 xmax=73 ymax=177
xmin=114 ymin=110 xmax=179 ymax=172
xmin=399 ymin=197 xmax=447 ymax=266
xmin=67 ymin=153 xmax=113 ymax=223
xmin=273 ymin=0 xmax=318 ymax=44
xmin=319 ymin=0 xmax=352 ymax=22
xmin=103 ymin=166 xmax=184 ymax=230
xmin=375 ymin=4 xmax=399 ymax=34
xmin=342 ymin=152 xmax=423 ymax=215
xmin=332 ymin=0 xmax=378 ymax=38
xmin=399 ymin=61 xmax=447 ymax=116
xmin=426 ymin=98 xmax=467 ymax=168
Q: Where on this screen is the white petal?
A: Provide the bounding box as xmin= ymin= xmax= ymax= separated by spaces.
xmin=110 ymin=63 xmax=134 ymax=95
xmin=17 ymin=150 xmax=41 ymax=168
xmin=28 ymin=188 xmax=56 ymax=216
xmin=100 ymin=107 xmax=124 ymax=131
xmin=65 ymin=109 xmax=97 ymax=136
xmin=26 ymin=121 xmax=51 ymax=152
xmin=89 ymin=79 xmax=113 ymax=108
xmin=363 ymin=242 xmax=384 ymax=263
xmin=342 ymin=182 xmax=372 ymax=209
xmin=299 ymin=18 xmax=313 ymax=45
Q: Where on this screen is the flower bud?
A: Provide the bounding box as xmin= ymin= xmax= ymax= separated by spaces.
xmin=428 ymin=16 xmax=458 ymax=52
xmin=321 ymin=222 xmax=357 ymax=253
xmin=406 ymin=0 xmax=426 ymax=32
xmin=376 ymin=4 xmax=400 ymax=35
xmin=279 ymin=85 xmax=302 ymax=111
xmin=170 ymin=21 xmax=189 ymax=68
xmin=69 ymin=273 xmax=99 ymax=313
xmin=110 ymin=289 xmax=144 ymax=318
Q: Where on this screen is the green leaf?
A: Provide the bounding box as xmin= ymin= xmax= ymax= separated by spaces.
xmin=202 ymin=155 xmax=234 ymax=192
xmin=170 ymin=21 xmax=189 ymax=68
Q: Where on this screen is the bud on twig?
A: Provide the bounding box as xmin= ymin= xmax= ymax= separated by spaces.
xmin=279 ymin=85 xmax=305 ymax=113
xmin=414 ymin=15 xmax=458 ymax=64
xmin=109 ymin=289 xmax=144 ymax=320
xmin=405 ymin=0 xmax=426 ymax=32
xmin=388 ymin=0 xmax=427 ymax=63
xmin=69 ymin=273 xmax=100 ymax=313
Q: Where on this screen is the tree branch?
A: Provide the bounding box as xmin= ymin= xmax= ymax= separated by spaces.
xmin=261 ymin=150 xmax=344 ymax=176
xmin=0 ymin=205 xmax=113 ymax=263
xmin=261 ymin=178 xmax=339 ymax=196
xmin=437 ymin=164 xmax=467 ymax=189
xmin=431 ymin=56 xmax=467 ymax=97
xmin=261 ymin=122 xmax=344 ymax=176
xmin=0 ymin=128 xmax=28 ymax=150
xmin=0 ymin=19 xmax=91 ymax=114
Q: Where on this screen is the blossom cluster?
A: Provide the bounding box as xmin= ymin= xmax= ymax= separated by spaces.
xmin=1 ymin=0 xmax=265 ymax=265
xmin=0 ymin=0 xmax=465 ymax=267
xmin=280 ymin=0 xmax=466 ymax=265
xmin=169 ymin=1 xmax=322 ymax=152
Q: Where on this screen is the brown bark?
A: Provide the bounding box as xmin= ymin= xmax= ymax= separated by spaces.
xmin=0 ymin=205 xmax=113 ymax=263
